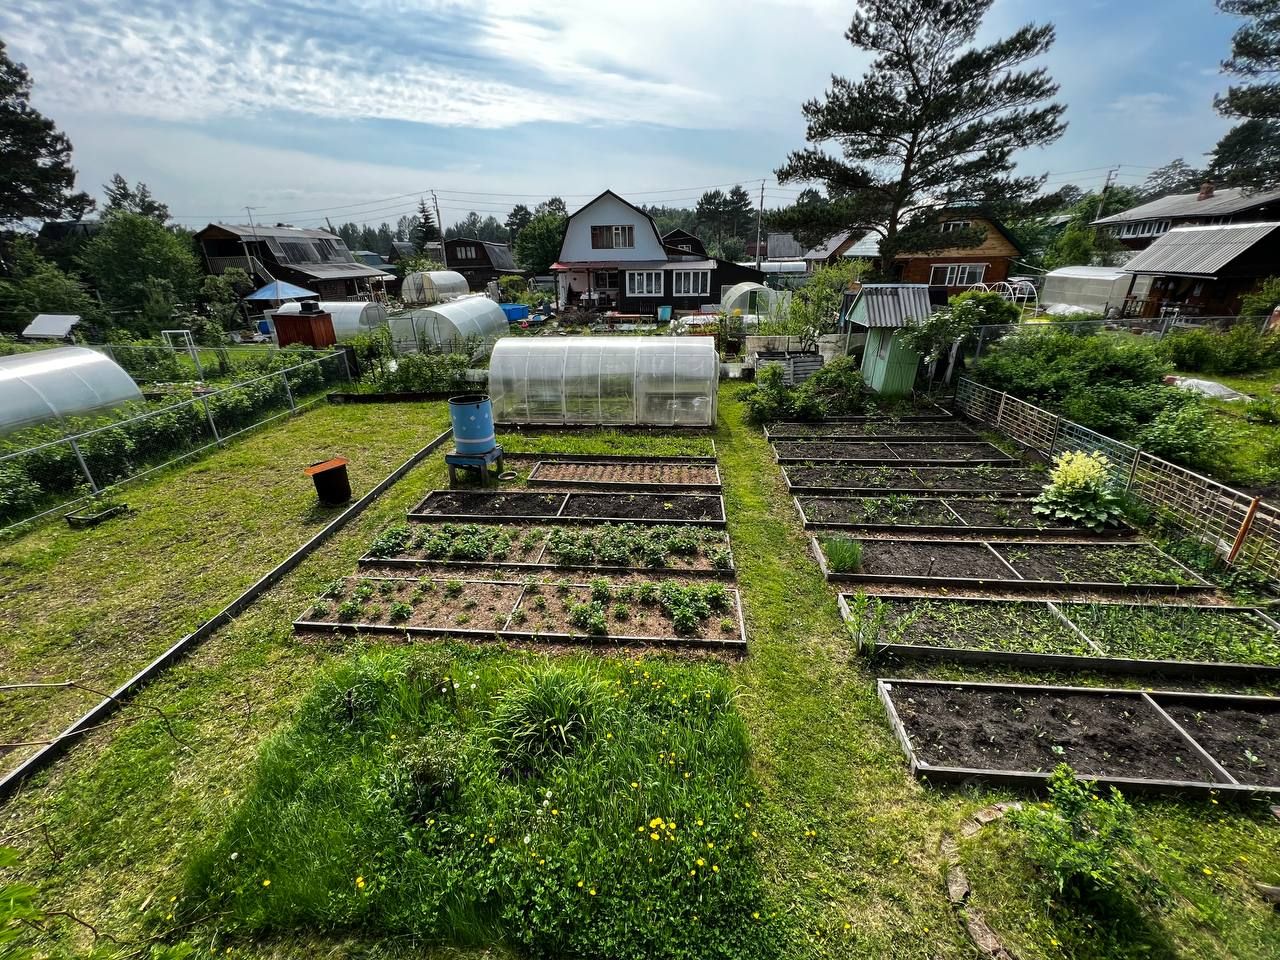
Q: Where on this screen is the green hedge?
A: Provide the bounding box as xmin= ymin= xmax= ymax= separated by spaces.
xmin=1158 ymin=324 xmax=1280 ymax=375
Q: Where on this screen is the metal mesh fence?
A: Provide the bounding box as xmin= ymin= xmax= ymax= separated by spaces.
xmin=955 ymin=376 xmax=1279 ymax=585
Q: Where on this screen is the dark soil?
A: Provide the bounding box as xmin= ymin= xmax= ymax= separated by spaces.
xmin=849 ymin=596 xmax=1092 ymax=654
xmin=995 ymin=543 xmax=1196 ymax=586
xmin=302 ymin=577 xmax=524 ymax=632
xmin=511 ymin=583 xmax=740 ymax=642
xmin=851 ymin=540 xmax=1012 ymax=580
xmin=562 ymin=492 xmax=725 ymax=523
xmin=1162 ymin=699 xmax=1279 ymax=787
xmin=890 ymin=685 xmax=1222 ymax=782
xmin=531 ymin=461 xmax=719 ymax=486
xmin=801 ymin=497 xmax=958 ymax=526
xmin=785 ymin=465 xmax=1044 ymax=492
xmin=946 ymin=499 xmax=1081 ymax=530
xmin=415 ymin=491 xmax=565 ymax=518
xmin=769 ymin=421 xmax=977 ymax=440
xmin=776 ymin=440 xmax=1010 ymax=462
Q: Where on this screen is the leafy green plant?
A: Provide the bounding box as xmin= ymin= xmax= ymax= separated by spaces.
xmin=1009 ymin=765 xmax=1137 ymax=901
xmin=389 ymin=601 xmax=413 ymax=622
xmin=611 ymin=602 xmax=630 ymax=621
xmin=488 ymin=669 xmax=610 ymax=770
xmin=567 ymin=600 xmax=609 ymax=635
xmin=1032 ymin=450 xmax=1126 ymax=531
xmin=444 ymin=580 xmax=464 ymax=598
xmin=337 ymin=599 xmax=363 ymax=621
xmin=589 ymin=577 xmax=612 ymax=603
xmin=1245 ymin=396 xmax=1280 ymax=424
xmin=369 ymin=523 xmax=413 ymax=557
xmin=1136 ymin=402 xmax=1228 ymax=472
xmin=821 ymin=537 xmax=863 ymax=573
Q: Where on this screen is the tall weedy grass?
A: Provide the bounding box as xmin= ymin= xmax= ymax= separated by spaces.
xmin=185 ymin=645 xmax=783 ymax=959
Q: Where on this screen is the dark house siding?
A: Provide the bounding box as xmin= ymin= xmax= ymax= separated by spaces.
xmin=444 ymin=239 xmax=520 ymax=288
xmin=611 ymin=260 xmax=765 ymax=314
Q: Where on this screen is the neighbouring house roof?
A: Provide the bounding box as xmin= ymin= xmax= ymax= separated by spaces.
xmin=766 ymin=232 xmax=802 ymax=259
xmin=661 ymin=229 xmax=709 ymax=257
xmin=1094 ymin=186 xmax=1280 ymax=226
xmin=352 ymin=250 xmax=388 ymax=266
xmin=23 ymin=314 xmax=82 ymax=338
xmin=558 ymin=189 xmax=666 ymax=262
xmin=849 ymin=284 xmax=935 ymax=328
xmin=37 ymin=219 xmax=101 ymax=242
xmin=845 ymin=232 xmax=882 ymax=259
xmin=1121 ymin=222 xmax=1280 ymax=277
xmin=1046 ymin=265 xmax=1130 ymax=280
xmin=197 ymin=223 xmax=342 ymax=240
xmin=550 ymin=260 xmax=716 ymax=271
xmin=288 ymin=262 xmax=394 ymax=281
xmin=804 ymin=231 xmax=854 ymax=260
xmin=483 ymin=241 xmax=517 ymax=271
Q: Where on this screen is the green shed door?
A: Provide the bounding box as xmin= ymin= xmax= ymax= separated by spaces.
xmin=861 ymin=329 xmax=919 ymax=395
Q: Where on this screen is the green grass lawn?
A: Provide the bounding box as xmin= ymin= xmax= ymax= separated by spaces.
xmin=0 ymin=401 xmax=452 ymax=776
xmin=1171 ymin=366 xmax=1280 ymax=488
xmin=1 ymin=387 xmax=1277 ymax=959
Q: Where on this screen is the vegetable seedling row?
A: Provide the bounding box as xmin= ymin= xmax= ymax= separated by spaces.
xmin=878 ymin=678 xmax=1280 ymax=796
xmin=765 ymin=421 xmax=978 ymax=441
xmin=772 ymin=439 xmax=1018 ymax=466
xmin=782 ymin=464 xmax=1045 ymax=497
xmin=838 ymin=592 xmax=1280 ymax=682
xmin=526 ymin=459 xmax=722 ymax=491
xmin=811 ymin=536 xmax=1212 ymax=594
xmin=408 ymin=490 xmax=727 ymax=526
xmin=794 ymin=495 xmax=1129 ymax=539
xmin=294 ymin=575 xmax=748 ymax=650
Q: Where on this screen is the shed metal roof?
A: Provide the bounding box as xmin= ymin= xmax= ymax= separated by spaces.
xmin=766 ymin=232 xmax=802 ymax=259
xmin=1094 ymin=186 xmax=1280 ymax=225
xmin=23 ymin=314 xmax=82 ymax=338
xmin=804 ymin=231 xmax=854 ymax=260
xmin=200 ymin=223 xmax=342 ymax=240
xmin=1121 ymin=222 xmax=1280 ymax=277
xmin=849 ymin=284 xmax=934 ymax=328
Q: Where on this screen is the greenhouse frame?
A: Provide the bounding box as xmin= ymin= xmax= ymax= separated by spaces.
xmin=270 ymin=300 xmax=388 ymax=340
xmin=401 ymin=270 xmax=469 ymax=305
xmin=489 ymin=336 xmax=719 ymax=427
xmin=0 ymin=346 xmax=143 ymax=435
xmin=388 ymin=297 xmax=510 ymax=351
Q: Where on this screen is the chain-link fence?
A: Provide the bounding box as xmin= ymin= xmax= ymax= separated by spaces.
xmin=0 ymin=351 xmax=351 ymax=533
xmin=955 ymin=377 xmax=1279 ymax=584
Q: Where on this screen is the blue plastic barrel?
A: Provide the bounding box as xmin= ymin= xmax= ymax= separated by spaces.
xmin=500 ymin=303 xmax=530 ymax=322
xmin=448 ymin=394 xmax=496 ymax=455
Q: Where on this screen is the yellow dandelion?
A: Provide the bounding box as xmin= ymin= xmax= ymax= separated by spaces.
xmin=355 ymin=876 xmax=366 ymax=890
xmin=589 ymin=888 xmax=597 ymax=896
xmin=261 ymin=879 xmax=270 ymax=887
xmin=631 ymin=781 xmax=639 ymax=789
xmin=752 ymin=911 xmax=760 ymax=920
xmin=650 ymin=832 xmax=660 ymax=841
xmin=689 ymin=869 xmax=697 ymax=876
xmin=696 ymin=818 xmax=704 ymax=826
xmin=1203 ymin=867 xmax=1213 ymax=875
xmin=650 ymin=817 xmax=663 ymax=828
xmin=577 ymin=880 xmax=584 ymax=888
xmin=712 ymin=865 xmax=719 ymax=873
xmin=696 ymin=858 xmax=705 ymax=867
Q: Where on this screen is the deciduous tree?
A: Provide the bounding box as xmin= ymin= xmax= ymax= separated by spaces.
xmin=102 ymin=174 xmax=170 ymax=222
xmin=77 ymin=211 xmax=199 ymax=332
xmin=773 ymin=0 xmax=1065 ymax=258
xmin=0 ymin=237 xmax=99 ymax=334
xmin=514 ymin=211 xmax=565 ymax=274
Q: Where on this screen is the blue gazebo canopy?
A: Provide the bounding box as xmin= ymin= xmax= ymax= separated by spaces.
xmin=246 ymin=280 xmax=318 ymax=302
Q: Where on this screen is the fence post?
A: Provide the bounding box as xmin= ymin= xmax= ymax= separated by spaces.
xmin=68 ymin=438 xmax=100 ymax=494
xmin=338 ymin=348 xmax=353 ymax=383
xmin=201 ymin=396 xmax=222 ymax=445
xmin=995 ymin=391 xmax=1007 ymax=429
xmin=1125 ymin=449 xmax=1142 ymax=492
xmin=1227 ymin=498 xmax=1262 ymax=565
xmin=1048 ymin=415 xmax=1062 ymax=459
xmin=281 ymin=369 xmax=296 ymax=413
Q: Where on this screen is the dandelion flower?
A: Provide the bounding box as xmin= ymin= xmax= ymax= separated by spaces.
xmin=631 ymin=781 xmax=639 ymax=789
xmin=1203 ymin=867 xmax=1213 ymax=875
xmin=590 ymin=888 xmax=597 ymax=896
xmin=712 ymin=865 xmax=719 ymax=873
xmin=577 ymin=880 xmax=584 ymax=888
xmin=523 ymin=835 xmax=532 ymax=845
xmin=650 ymin=832 xmax=660 ymax=841
xmin=752 ymin=911 xmax=760 ymax=920
xmin=229 ymin=852 xmax=239 ymax=861
xmin=261 ymin=879 xmax=271 ymax=888
xmin=696 ymin=858 xmax=705 ymax=867
xmin=355 ymin=876 xmax=366 ymax=890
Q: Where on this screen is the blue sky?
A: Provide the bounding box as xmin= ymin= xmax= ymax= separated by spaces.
xmin=1 ymin=0 xmax=1240 ymax=231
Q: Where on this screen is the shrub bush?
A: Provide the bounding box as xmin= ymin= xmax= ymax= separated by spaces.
xmin=366 ymin=352 xmax=469 ymax=394
xmin=741 ymin=358 xmax=870 ymax=424
xmin=1033 ymin=451 xmax=1126 ymax=531
xmin=1160 ymin=324 xmax=1280 ymax=374
xmin=1136 ymin=402 xmax=1229 ymax=472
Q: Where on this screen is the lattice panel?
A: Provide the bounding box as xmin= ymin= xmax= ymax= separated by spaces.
xmin=1236 ymin=503 xmax=1280 ymax=581
xmin=1128 ymin=455 xmax=1252 ymax=555
xmin=994 ymin=394 xmax=1057 ymax=454
xmin=1051 ymin=419 xmax=1139 ymax=488
xmin=955 ymin=380 xmax=1002 ymax=426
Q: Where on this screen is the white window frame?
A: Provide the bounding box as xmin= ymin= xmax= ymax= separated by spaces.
xmin=591 ymin=224 xmax=635 ymax=249
xmin=626 ymin=270 xmax=664 ymax=296
xmin=456 ymin=244 xmax=477 ymax=259
xmin=672 ymin=269 xmax=710 ymax=297
xmin=928 ymin=263 xmax=987 ymax=286
xmin=941 ymin=219 xmax=971 ymax=233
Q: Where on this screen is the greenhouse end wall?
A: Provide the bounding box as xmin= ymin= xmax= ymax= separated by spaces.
xmin=489 ymin=336 xmax=719 ymax=427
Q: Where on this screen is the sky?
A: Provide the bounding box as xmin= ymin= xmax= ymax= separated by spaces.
xmin=1 ymin=0 xmax=1242 ymax=232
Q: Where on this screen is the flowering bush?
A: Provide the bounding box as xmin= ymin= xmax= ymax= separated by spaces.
xmin=1033 ymin=450 xmax=1126 ymax=530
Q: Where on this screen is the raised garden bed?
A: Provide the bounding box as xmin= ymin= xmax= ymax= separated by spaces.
xmin=813 ymin=537 xmax=1211 ymax=593
xmin=64 ymin=503 xmax=129 ymax=528
xmin=840 ymin=593 xmax=1280 ymax=680
xmin=766 ymin=420 xmax=978 ymax=441
xmin=773 ymin=440 xmax=1017 ymax=466
xmin=784 ymin=464 xmax=1045 ymax=496
xmin=294 ymin=574 xmax=746 ymax=648
xmin=361 ymin=521 xmax=734 ymax=576
xmin=409 ymin=490 xmax=726 ymax=526
xmin=878 ymin=678 xmax=1280 ymax=795
xmin=796 ymin=495 xmax=1110 ymax=537
xmin=1162 ymin=697 xmax=1279 ymax=787
xmin=527 ymin=459 xmax=722 ymax=490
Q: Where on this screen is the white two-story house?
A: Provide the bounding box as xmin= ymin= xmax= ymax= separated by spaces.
xmin=551 ymin=190 xmax=763 ymax=315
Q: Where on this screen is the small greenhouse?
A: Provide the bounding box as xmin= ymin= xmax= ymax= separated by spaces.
xmin=401 ymin=270 xmax=469 ymax=305
xmin=489 ymin=336 xmax=719 ymax=427
xmin=388 ymin=296 xmax=509 ymax=352
xmin=0 ymin=346 xmax=143 ymax=435
xmin=270 ymin=300 xmax=388 ymax=340
xmin=721 ymin=282 xmax=782 ymax=316
xmin=1040 ymin=266 xmax=1150 ymax=315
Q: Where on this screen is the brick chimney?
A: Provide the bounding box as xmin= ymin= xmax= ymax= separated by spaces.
xmin=1198 ymin=180 xmax=1215 ymax=200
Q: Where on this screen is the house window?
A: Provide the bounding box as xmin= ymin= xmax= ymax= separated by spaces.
xmin=455 ymin=244 xmax=477 ymax=259
xmin=929 ymin=263 xmax=986 ymax=286
xmin=591 ymin=224 xmax=635 ymax=249
xmin=672 ymin=270 xmax=710 ymax=296
xmin=626 ymin=270 xmax=663 ymax=296
xmin=941 ymin=219 xmax=971 ymax=233
xmin=592 ymin=270 xmax=618 ymax=290
xmin=677 ymin=242 xmax=692 ymax=251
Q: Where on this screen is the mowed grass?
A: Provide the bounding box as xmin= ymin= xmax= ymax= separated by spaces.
xmin=0 ymin=401 xmax=452 ymax=775
xmin=1 ymin=387 xmax=1277 ymax=960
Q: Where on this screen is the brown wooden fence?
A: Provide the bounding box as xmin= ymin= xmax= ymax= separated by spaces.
xmin=955 ymin=378 xmax=1279 ymax=584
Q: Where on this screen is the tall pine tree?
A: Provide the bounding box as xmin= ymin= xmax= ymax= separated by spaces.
xmin=1212 ymin=1 xmax=1280 ymax=187
xmin=0 ymin=40 xmax=94 ymax=224
xmin=773 ymin=0 xmax=1065 ymax=258
xmin=410 ymin=197 xmax=439 ymax=252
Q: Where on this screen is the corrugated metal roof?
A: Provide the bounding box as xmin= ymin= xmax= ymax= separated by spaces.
xmin=849 ymin=284 xmax=934 ymax=328
xmin=1121 ymin=222 xmax=1280 ymax=277
xmin=804 ymin=231 xmax=853 ymax=260
xmin=1094 ymin=186 xmax=1280 ymax=225
xmin=290 ymin=262 xmax=394 ymax=280
xmin=23 ymin=314 xmax=82 ymax=338
xmin=766 ymin=232 xmax=802 ymax=259
xmin=1045 ymin=265 xmax=1129 ymax=280
xmin=483 ymin=241 xmax=517 ymax=271
xmin=845 ymin=231 xmax=881 ymax=259
xmin=204 ymin=223 xmax=341 ymax=240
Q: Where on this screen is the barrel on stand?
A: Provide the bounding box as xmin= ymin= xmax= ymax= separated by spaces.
xmin=448 ymin=394 xmax=496 ymax=455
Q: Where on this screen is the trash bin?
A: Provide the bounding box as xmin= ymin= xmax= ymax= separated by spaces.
xmin=305 ymin=457 xmax=351 ymax=505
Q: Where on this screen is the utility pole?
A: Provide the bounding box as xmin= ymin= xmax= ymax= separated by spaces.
xmin=432 ymin=191 xmax=448 ymax=268
xmin=754 ymin=179 xmax=765 ymax=270
xmin=1094 ymin=167 xmax=1118 ymax=223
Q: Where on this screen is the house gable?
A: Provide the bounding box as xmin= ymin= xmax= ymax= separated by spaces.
xmin=559 ymin=191 xmax=666 ymax=263
xmin=894 ymin=216 xmax=1022 ymax=261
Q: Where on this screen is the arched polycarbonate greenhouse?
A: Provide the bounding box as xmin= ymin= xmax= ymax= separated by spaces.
xmin=721 ymin=282 xmax=784 ymax=316
xmin=489 ymin=336 xmax=719 ymax=426
xmin=388 ymin=296 xmax=510 ymax=350
xmin=0 ymin=346 xmax=143 ymax=435
xmin=270 ymin=300 xmax=389 ymax=340
xmin=401 ymin=270 xmax=469 ymax=305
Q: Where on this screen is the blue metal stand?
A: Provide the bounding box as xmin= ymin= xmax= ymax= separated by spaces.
xmin=445 ymin=444 xmax=505 ymax=488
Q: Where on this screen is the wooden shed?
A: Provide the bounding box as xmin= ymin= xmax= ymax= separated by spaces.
xmin=847 ymin=284 xmax=933 ymax=396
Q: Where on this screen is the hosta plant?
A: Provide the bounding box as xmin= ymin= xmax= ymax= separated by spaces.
xmin=1033 ymin=450 xmax=1125 ymax=531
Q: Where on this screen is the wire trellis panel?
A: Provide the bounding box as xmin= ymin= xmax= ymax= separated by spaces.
xmin=1128 ymin=455 xmax=1252 ymax=555
xmin=994 ymin=393 xmax=1057 ymax=453
xmin=1238 ymin=504 xmax=1280 ymax=582
xmin=955 ymin=379 xmax=1003 ymax=425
